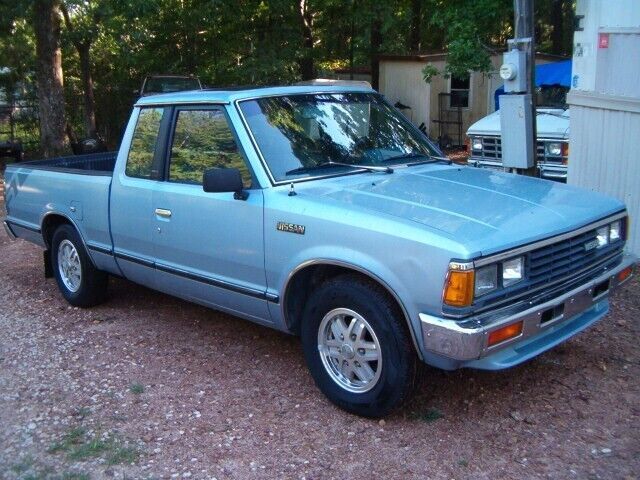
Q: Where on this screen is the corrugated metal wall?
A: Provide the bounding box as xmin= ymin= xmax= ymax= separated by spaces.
xmin=568 ymin=1 xmax=640 ymax=256
xmin=568 ymin=104 xmax=640 ymax=254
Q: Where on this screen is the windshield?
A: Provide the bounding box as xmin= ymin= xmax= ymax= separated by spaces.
xmin=143 ymin=77 xmax=201 ymax=95
xmin=536 ymin=85 xmax=569 ymax=109
xmin=238 ymin=92 xmax=440 ymax=182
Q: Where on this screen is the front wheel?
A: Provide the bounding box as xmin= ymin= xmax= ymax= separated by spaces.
xmin=51 ymin=224 xmax=108 ymax=307
xmin=301 ymin=274 xmax=418 ymax=417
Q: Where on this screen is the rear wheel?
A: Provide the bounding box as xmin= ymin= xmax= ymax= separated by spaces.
xmin=51 ymin=224 xmax=108 ymax=307
xmin=301 ymin=274 xmax=418 ymax=417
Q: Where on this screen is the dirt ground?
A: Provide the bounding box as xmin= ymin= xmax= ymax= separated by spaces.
xmin=1 ymin=174 xmax=639 ymax=480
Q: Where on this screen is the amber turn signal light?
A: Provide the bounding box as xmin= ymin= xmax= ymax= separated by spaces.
xmin=443 ymin=270 xmax=475 ymax=307
xmin=487 ymin=321 xmax=523 ymax=347
xmin=618 ymin=266 xmax=633 ymax=283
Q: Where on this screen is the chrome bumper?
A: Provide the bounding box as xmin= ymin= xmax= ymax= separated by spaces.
xmin=468 ymin=158 xmax=567 ymax=181
xmin=538 ymin=164 xmax=567 ymax=181
xmin=2 ymin=220 xmax=17 ymax=240
xmin=420 ymin=255 xmax=636 ymax=362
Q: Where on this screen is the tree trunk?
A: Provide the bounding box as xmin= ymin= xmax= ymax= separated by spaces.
xmin=298 ymin=0 xmax=315 ymax=80
xmin=33 ymin=0 xmax=67 ymax=157
xmin=77 ymin=42 xmax=97 ymax=138
xmin=61 ymin=3 xmax=97 ymax=138
xmin=550 ymin=0 xmax=564 ymax=55
xmin=370 ymin=15 xmax=383 ymax=90
xmin=408 ymin=0 xmax=422 ymax=53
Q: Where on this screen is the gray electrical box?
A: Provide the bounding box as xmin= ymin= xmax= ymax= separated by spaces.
xmin=499 ymin=94 xmax=535 ymax=169
xmin=502 ymin=48 xmax=528 ymax=93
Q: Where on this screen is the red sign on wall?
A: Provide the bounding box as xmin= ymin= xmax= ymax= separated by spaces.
xmin=599 ymin=33 xmax=609 ymax=49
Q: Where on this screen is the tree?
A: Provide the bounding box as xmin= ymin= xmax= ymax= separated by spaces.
xmin=60 ymin=0 xmax=102 ymax=138
xmin=298 ymin=0 xmax=315 ymax=80
xmin=32 ymin=0 xmax=67 ymax=156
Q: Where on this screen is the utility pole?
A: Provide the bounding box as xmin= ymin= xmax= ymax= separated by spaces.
xmin=499 ymin=0 xmax=538 ymax=176
xmin=514 ymin=0 xmax=538 ymax=176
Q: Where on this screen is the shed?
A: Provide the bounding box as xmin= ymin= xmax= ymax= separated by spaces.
xmin=567 ymin=0 xmax=640 ymax=255
xmin=377 ymin=52 xmax=562 ymax=145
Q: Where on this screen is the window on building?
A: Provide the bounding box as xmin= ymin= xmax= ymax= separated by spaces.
xmin=168 ymin=108 xmax=252 ymax=187
xmin=449 ymin=74 xmax=471 ymax=109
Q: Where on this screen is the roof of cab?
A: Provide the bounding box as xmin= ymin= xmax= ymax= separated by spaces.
xmin=135 ymin=84 xmax=375 ymax=106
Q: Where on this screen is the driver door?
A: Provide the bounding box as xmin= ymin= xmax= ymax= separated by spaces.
xmin=151 ymin=106 xmax=271 ymax=324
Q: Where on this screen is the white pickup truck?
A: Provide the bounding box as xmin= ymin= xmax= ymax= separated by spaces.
xmin=467 ymin=80 xmax=570 ymax=182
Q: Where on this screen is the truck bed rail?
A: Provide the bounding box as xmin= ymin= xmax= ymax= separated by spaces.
xmin=15 ymin=151 xmax=117 ymax=175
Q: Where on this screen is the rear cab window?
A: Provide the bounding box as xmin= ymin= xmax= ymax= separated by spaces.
xmin=126 ymin=107 xmax=165 ymax=179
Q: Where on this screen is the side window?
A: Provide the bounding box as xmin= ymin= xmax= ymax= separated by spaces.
xmin=169 ymin=109 xmax=252 ymax=187
xmin=126 ymin=107 xmax=164 ymax=178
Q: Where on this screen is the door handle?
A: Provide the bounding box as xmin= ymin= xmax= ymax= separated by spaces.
xmin=155 ymin=208 xmax=172 ymax=218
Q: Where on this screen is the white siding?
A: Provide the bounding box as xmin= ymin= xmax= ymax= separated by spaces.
xmin=378 ymin=61 xmax=430 ymax=128
xmin=568 ymin=102 xmax=640 ymax=254
xmin=569 ymin=0 xmax=640 ymax=255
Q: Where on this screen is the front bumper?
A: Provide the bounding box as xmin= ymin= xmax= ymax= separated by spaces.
xmin=419 ymin=254 xmax=636 ymax=370
xmin=468 ymin=157 xmax=567 ymax=181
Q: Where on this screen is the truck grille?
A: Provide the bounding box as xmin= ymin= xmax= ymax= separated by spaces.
xmin=467 ymin=222 xmax=626 ymax=314
xmin=471 ymin=136 xmax=567 ymax=165
xmin=526 ymin=229 xmax=618 ymax=285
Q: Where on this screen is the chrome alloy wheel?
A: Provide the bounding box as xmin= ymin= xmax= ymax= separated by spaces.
xmin=58 ymin=239 xmax=82 ymax=293
xmin=317 ymin=308 xmax=382 ymax=393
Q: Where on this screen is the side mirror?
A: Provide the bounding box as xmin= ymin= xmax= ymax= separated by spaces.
xmin=203 ymin=168 xmax=248 ymax=200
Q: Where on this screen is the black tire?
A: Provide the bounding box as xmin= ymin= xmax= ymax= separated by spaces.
xmin=301 ymin=274 xmax=418 ymax=417
xmin=51 ymin=224 xmax=108 ymax=307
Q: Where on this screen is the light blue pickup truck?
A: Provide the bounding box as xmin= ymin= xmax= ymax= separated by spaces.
xmin=3 ymin=85 xmax=636 ymax=417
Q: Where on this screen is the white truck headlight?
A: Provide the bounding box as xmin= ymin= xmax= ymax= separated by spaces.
xmin=502 ymin=256 xmax=524 ymax=287
xmin=596 ymin=226 xmax=609 ymax=248
xmin=475 ymin=264 xmax=498 ymax=297
xmin=545 ymin=142 xmax=562 ymax=156
xmin=609 ymin=220 xmax=621 ymax=241
xmin=471 ymin=138 xmax=483 ymax=151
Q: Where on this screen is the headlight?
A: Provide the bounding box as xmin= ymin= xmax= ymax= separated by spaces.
xmin=475 ymin=264 xmax=498 ymax=297
xmin=502 ymin=256 xmax=524 ymax=287
xmin=545 ymin=142 xmax=562 ymax=156
xmin=609 ymin=220 xmax=621 ymax=242
xmin=471 ymin=138 xmax=483 ymax=151
xmin=596 ymin=226 xmax=609 ymax=248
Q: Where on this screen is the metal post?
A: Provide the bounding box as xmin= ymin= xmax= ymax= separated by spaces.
xmin=513 ymin=0 xmax=538 ymax=176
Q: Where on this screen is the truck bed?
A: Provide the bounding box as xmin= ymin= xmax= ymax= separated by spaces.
xmin=3 ymin=152 xmax=116 ymax=258
xmin=17 ymin=151 xmax=117 ymax=174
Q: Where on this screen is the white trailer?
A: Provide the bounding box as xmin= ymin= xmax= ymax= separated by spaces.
xmin=568 ymin=0 xmax=640 ymax=255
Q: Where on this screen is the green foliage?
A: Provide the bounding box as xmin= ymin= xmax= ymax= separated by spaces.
xmin=0 ymin=0 xmax=574 ymax=150
xmin=421 ymin=63 xmax=440 ymax=83
xmin=430 ymin=0 xmax=513 ymax=78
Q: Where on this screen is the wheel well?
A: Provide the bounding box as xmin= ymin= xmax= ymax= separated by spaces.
xmin=283 ymin=264 xmax=408 ymax=337
xmin=41 ymin=214 xmax=73 ymax=249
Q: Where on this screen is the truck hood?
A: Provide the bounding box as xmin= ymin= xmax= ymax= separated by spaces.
xmin=304 ymin=165 xmax=624 ymax=256
xmin=467 ymin=108 xmax=570 ymax=138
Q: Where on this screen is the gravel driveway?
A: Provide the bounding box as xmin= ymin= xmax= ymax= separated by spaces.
xmin=1 ymin=175 xmax=639 ymax=480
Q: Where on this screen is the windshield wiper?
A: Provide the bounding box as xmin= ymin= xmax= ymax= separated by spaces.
xmin=286 ymin=161 xmax=393 ymax=176
xmin=382 ymin=152 xmax=451 ymax=165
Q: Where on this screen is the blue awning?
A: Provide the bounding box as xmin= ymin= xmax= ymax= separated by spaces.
xmin=494 ymin=60 xmax=572 ymax=110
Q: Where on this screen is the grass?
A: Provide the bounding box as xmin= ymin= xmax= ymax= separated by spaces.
xmin=129 ymin=382 xmax=144 ymax=395
xmin=408 ymin=408 xmax=444 ymax=423
xmin=47 ymin=426 xmax=140 ymax=466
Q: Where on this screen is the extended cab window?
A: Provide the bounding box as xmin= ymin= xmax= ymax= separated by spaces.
xmin=126 ymin=107 xmax=164 ymax=178
xmin=169 ymin=109 xmax=251 ymax=187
